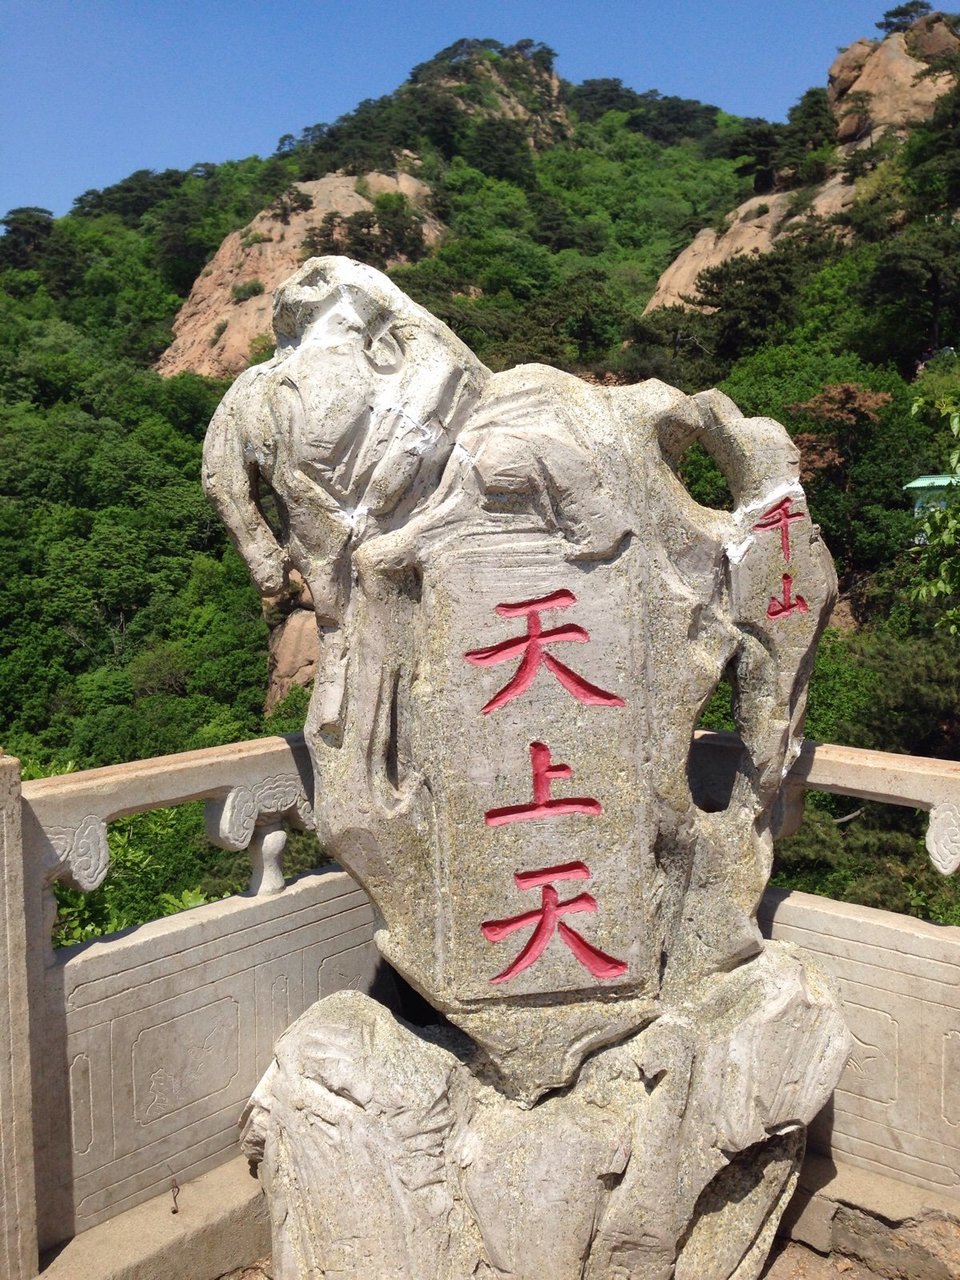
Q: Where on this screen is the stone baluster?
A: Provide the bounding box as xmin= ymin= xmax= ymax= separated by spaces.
xmin=204 ymin=774 xmax=314 ymax=896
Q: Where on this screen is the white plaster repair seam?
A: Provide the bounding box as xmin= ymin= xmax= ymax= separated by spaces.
xmin=726 ymin=534 xmax=755 ymax=565
xmin=453 ymin=440 xmax=478 ymax=466
xmin=738 ymin=481 xmax=805 ymax=520
xmin=389 ymin=406 xmax=442 ymax=452
xmin=727 ymin=481 xmax=805 ymax=562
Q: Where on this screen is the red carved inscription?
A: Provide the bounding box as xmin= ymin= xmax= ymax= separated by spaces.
xmin=464 ymin=589 xmax=625 ymax=714
xmin=753 ymin=497 xmax=805 ymax=562
xmin=480 ymin=861 xmax=629 ymax=984
xmin=767 ymin=573 xmax=809 ymax=619
xmin=485 ymin=741 xmax=602 ymax=826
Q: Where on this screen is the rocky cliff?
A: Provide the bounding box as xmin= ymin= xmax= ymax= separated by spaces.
xmin=643 ymin=177 xmax=856 ymax=314
xmin=645 ymin=14 xmax=959 ymax=314
xmin=155 ymin=172 xmax=440 ymax=380
xmin=829 ymin=14 xmax=957 ymax=141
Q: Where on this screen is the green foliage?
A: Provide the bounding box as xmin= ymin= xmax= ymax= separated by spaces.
xmin=51 ymin=801 xmax=330 ymax=948
xmin=690 ymin=226 xmax=841 ymax=368
xmin=268 ymin=185 xmax=313 ymax=223
xmin=876 ymin=1 xmax=932 ymax=33
xmin=908 ymin=397 xmax=960 ymax=632
xmin=774 ymin=804 xmax=960 ymax=926
xmin=240 ymin=230 xmax=272 ymax=248
xmin=231 ymin=279 xmax=265 ymax=302
xmin=776 ymin=88 xmax=838 ymax=182
xmin=863 ymin=220 xmax=960 ymax=364
xmin=287 ymin=39 xmax=560 ymax=180
xmin=565 ymin=81 xmax=721 ymax=144
xmin=302 ymin=194 xmax=426 ymax=270
xmin=902 ymin=82 xmax=960 ymax=215
xmin=51 ymin=804 xmax=213 ymax=946
xmin=248 ymin=333 xmax=276 ymax=364
xmin=0 ymin=207 xmax=54 ymax=268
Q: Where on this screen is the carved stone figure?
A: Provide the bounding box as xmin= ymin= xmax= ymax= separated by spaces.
xmin=203 ymin=257 xmax=852 ymax=1280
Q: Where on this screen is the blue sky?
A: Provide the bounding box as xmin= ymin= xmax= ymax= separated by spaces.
xmin=2 ymin=0 xmax=891 ymax=218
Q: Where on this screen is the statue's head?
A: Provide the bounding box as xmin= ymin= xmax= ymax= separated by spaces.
xmin=271 ymin=257 xmax=489 ymax=472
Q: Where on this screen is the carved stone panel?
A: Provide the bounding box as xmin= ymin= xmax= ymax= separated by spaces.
xmin=35 ymin=870 xmax=378 ymax=1247
xmin=415 ymin=534 xmax=656 ymax=1005
xmin=763 ymin=887 xmax=960 ymax=1193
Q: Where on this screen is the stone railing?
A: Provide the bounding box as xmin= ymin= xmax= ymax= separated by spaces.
xmin=1 ymin=733 xmax=959 ymax=1277
xmin=1 ymin=735 xmax=381 ymax=1278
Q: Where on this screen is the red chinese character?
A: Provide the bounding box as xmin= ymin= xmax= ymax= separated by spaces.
xmin=485 ymin=741 xmax=601 ymax=826
xmin=753 ymin=497 xmax=805 ymax=562
xmin=767 ymin=573 xmax=809 ymax=619
xmin=464 ymin=588 xmax=625 ymax=715
xmin=481 ymin=860 xmax=628 ymax=984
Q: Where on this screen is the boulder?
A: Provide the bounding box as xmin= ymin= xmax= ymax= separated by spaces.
xmin=205 ymin=257 xmax=851 ymax=1279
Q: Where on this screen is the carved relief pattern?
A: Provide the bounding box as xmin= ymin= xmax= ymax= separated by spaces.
xmin=208 ymin=773 xmax=314 ymax=852
xmin=927 ymin=801 xmax=960 ymax=876
xmin=46 ymin=813 xmax=110 ymax=891
xmin=216 ymin=785 xmax=258 ymax=851
xmin=70 ymin=1054 xmax=94 ymax=1155
xmin=768 ymin=895 xmax=960 ymax=1192
xmin=941 ymin=1030 xmax=960 ymax=1127
xmin=840 ymin=1004 xmax=898 ymax=1104
xmin=55 ymin=876 xmax=376 ymax=1236
xmin=132 ymin=997 xmax=240 ymax=1124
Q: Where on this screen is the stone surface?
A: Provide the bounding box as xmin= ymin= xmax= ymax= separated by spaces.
xmin=762 ymin=1240 xmax=878 ymax=1279
xmin=214 ymin=1243 xmax=889 ymax=1280
xmin=20 ymin=811 xmax=378 ymax=1249
xmin=0 ymin=755 xmax=38 ymax=1280
xmin=205 ymin=257 xmax=851 ymax=1278
xmin=41 ymin=1155 xmax=269 ymax=1280
xmin=761 ymin=888 xmax=960 ymax=1194
xmin=242 ymin=952 xmax=846 ymax=1280
xmin=264 ymin=608 xmax=320 ymax=712
xmin=828 ymin=24 xmax=958 ymax=142
xmin=642 ymin=183 xmax=855 ymax=315
xmin=782 ymin=1153 xmax=960 ymax=1277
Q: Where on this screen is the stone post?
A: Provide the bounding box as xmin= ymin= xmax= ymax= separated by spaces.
xmin=0 ymin=754 xmax=38 ymax=1278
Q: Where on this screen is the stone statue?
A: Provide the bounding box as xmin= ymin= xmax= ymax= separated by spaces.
xmin=203 ymin=257 xmax=851 ymax=1280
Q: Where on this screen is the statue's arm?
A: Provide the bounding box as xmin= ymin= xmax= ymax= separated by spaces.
xmin=201 ymin=394 xmax=289 ymax=597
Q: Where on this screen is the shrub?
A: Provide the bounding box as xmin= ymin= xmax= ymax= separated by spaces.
xmin=231 ymin=279 xmax=265 ymax=303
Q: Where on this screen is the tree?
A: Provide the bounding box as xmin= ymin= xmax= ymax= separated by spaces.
xmin=461 ymin=118 xmax=536 ymax=188
xmin=876 ymin=2 xmax=932 ymax=34
xmin=565 ymin=78 xmax=644 ymax=123
xmin=864 ymin=220 xmax=960 ymax=364
xmin=902 ymin=82 xmax=960 ymax=215
xmin=909 ymin=397 xmax=960 ymax=633
xmin=0 ymin=207 xmax=53 ymax=268
xmin=691 ymin=228 xmax=838 ymax=367
xmin=709 ymin=118 xmax=786 ymax=194
xmin=268 ymin=186 xmax=313 ymax=224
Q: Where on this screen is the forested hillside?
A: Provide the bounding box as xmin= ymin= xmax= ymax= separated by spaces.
xmin=2 ymin=15 xmax=960 ymax=937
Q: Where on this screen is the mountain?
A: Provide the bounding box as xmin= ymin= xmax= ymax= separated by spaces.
xmin=2 ymin=19 xmax=960 ymax=935
xmin=644 ymin=12 xmax=960 ymax=312
xmin=156 ymin=172 xmax=440 ymax=379
xmin=150 ymin=36 xmax=751 ymax=381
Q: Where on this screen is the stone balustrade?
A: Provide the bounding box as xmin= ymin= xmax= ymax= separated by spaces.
xmin=1 ymin=733 xmax=959 ymax=1277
